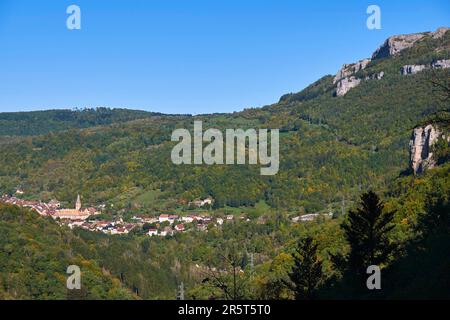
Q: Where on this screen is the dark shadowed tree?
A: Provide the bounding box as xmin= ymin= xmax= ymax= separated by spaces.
xmin=201 ymin=243 xmax=250 ymax=300
xmin=383 ymin=195 xmax=450 ymax=299
xmin=341 ymin=191 xmax=396 ymax=292
xmin=286 ymin=236 xmax=324 ymax=300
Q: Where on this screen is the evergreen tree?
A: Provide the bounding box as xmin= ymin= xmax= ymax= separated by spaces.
xmin=286 ymin=236 xmax=324 ymax=300
xmin=342 ymin=191 xmax=396 ymax=286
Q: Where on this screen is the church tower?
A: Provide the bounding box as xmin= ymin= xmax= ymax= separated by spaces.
xmin=75 ymin=194 xmax=81 ymax=211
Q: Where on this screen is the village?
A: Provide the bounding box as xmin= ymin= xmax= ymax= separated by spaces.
xmin=0 ymin=190 xmax=332 ymax=237
xmin=0 ymin=193 xmax=238 ymax=236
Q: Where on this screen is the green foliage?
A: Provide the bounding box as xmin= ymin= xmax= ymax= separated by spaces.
xmin=0 ymin=108 xmax=166 ymax=136
xmin=342 ymin=191 xmax=396 ymax=278
xmin=0 ymin=204 xmax=135 ymax=299
xmin=0 ymin=29 xmax=449 ymax=300
xmin=286 ymin=237 xmax=324 ymax=300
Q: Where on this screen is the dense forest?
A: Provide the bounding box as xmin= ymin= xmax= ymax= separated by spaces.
xmin=0 ymin=108 xmax=182 ymax=136
xmin=0 ymin=29 xmax=449 ymax=299
xmin=0 ymin=204 xmax=136 ymax=299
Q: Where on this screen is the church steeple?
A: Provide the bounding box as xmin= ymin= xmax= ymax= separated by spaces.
xmin=75 ymin=194 xmax=81 ymax=211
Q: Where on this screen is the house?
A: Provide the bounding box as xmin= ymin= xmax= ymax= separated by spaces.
xmin=84 ymin=207 xmax=99 ymax=215
xmin=131 ymin=215 xmax=144 ymax=222
xmin=159 ymin=226 xmax=174 ymax=237
xmin=48 ymin=199 xmax=61 ymax=208
xmin=95 ymin=221 xmax=110 ymax=231
xmin=216 ymin=218 xmax=224 ymax=225
xmin=226 ymin=215 xmax=234 ymax=221
xmin=159 ymin=230 xmax=167 ymax=237
xmin=292 ymin=213 xmax=321 ymax=222
xmin=196 ymin=222 xmax=207 ymax=231
xmin=158 ymin=214 xmax=178 ymax=224
xmin=159 ymin=214 xmax=170 ymax=223
xmin=134 ymin=215 xmax=158 ymax=223
xmin=201 ymin=198 xmax=213 ymax=206
xmin=115 ymin=227 xmax=129 ymax=235
xmin=189 ymin=197 xmax=214 ymax=208
xmin=81 ymin=222 xmax=92 ymax=230
xmin=147 ymin=228 xmax=158 ymax=236
xmin=168 ymin=214 xmax=179 ymax=224
xmin=67 ymin=220 xmax=84 ymax=229
xmin=175 ymin=224 xmax=185 ymax=232
xmin=202 ymin=216 xmax=212 ymax=223
xmin=181 ymin=216 xmax=194 ymax=223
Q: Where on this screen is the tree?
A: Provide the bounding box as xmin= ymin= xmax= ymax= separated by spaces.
xmin=286 ymin=236 xmax=324 ymax=300
xmin=429 ymin=70 xmax=450 ymax=107
xmin=382 ymin=195 xmax=450 ymax=299
xmin=341 ymin=191 xmax=396 ymax=285
xmin=201 ymin=243 xmax=250 ymax=300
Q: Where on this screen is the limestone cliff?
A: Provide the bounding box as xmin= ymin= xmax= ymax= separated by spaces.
xmin=333 ymin=59 xmax=371 ymax=84
xmin=372 ymin=33 xmax=426 ymax=60
xmin=401 ymin=59 xmax=450 ymax=75
xmin=409 ymin=124 xmax=441 ymax=174
xmin=333 ymin=27 xmax=449 ymax=96
xmin=336 ymin=76 xmax=362 ymax=97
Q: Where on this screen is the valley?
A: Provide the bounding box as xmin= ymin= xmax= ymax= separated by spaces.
xmin=0 ymin=27 xmax=449 ymax=300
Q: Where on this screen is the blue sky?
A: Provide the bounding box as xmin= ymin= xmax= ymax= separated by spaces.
xmin=0 ymin=0 xmax=449 ymax=114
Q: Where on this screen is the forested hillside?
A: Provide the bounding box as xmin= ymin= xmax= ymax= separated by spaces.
xmin=0 ymin=28 xmax=449 ymax=300
xmin=0 ymin=29 xmax=448 ymax=214
xmin=0 ymin=204 xmax=136 ymax=299
xmin=0 ymin=108 xmax=177 ymax=136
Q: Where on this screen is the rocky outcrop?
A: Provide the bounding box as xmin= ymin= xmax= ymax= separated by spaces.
xmin=401 ymin=59 xmax=450 ymax=75
xmin=334 ymin=27 xmax=449 ymax=97
xmin=335 ymin=70 xmax=385 ymax=96
xmin=365 ymin=71 xmax=384 ymax=81
xmin=432 ymin=27 xmax=450 ymax=39
xmin=409 ymin=124 xmax=441 ymax=174
xmin=372 ymin=27 xmax=449 ymax=60
xmin=334 ymin=59 xmax=371 ymax=84
xmin=336 ymin=76 xmax=361 ymax=96
xmin=401 ymin=64 xmax=427 ymax=75
xmin=334 ymin=59 xmax=386 ymax=96
xmin=372 ymin=33 xmax=426 ymax=60
xmin=432 ymin=59 xmax=450 ymax=69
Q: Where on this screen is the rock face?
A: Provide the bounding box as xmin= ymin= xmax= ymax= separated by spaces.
xmin=334 ymin=59 xmax=371 ymax=84
xmin=401 ymin=64 xmax=427 ymax=75
xmin=334 ymin=59 xmax=385 ymax=96
xmin=401 ymin=59 xmax=450 ymax=75
xmin=365 ymin=71 xmax=385 ymax=81
xmin=333 ymin=27 xmax=449 ymax=97
xmin=432 ymin=27 xmax=450 ymax=39
xmin=409 ymin=125 xmax=441 ymax=174
xmin=432 ymin=59 xmax=450 ymax=69
xmin=372 ymin=27 xmax=449 ymax=60
xmin=336 ymin=76 xmax=361 ymax=96
xmin=372 ymin=33 xmax=426 ymax=60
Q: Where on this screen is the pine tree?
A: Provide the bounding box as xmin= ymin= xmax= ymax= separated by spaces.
xmin=342 ymin=191 xmax=396 ymax=282
xmin=287 ymin=236 xmax=324 ymax=300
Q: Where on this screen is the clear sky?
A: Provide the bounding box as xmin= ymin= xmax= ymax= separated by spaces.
xmin=0 ymin=0 xmax=449 ymax=114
